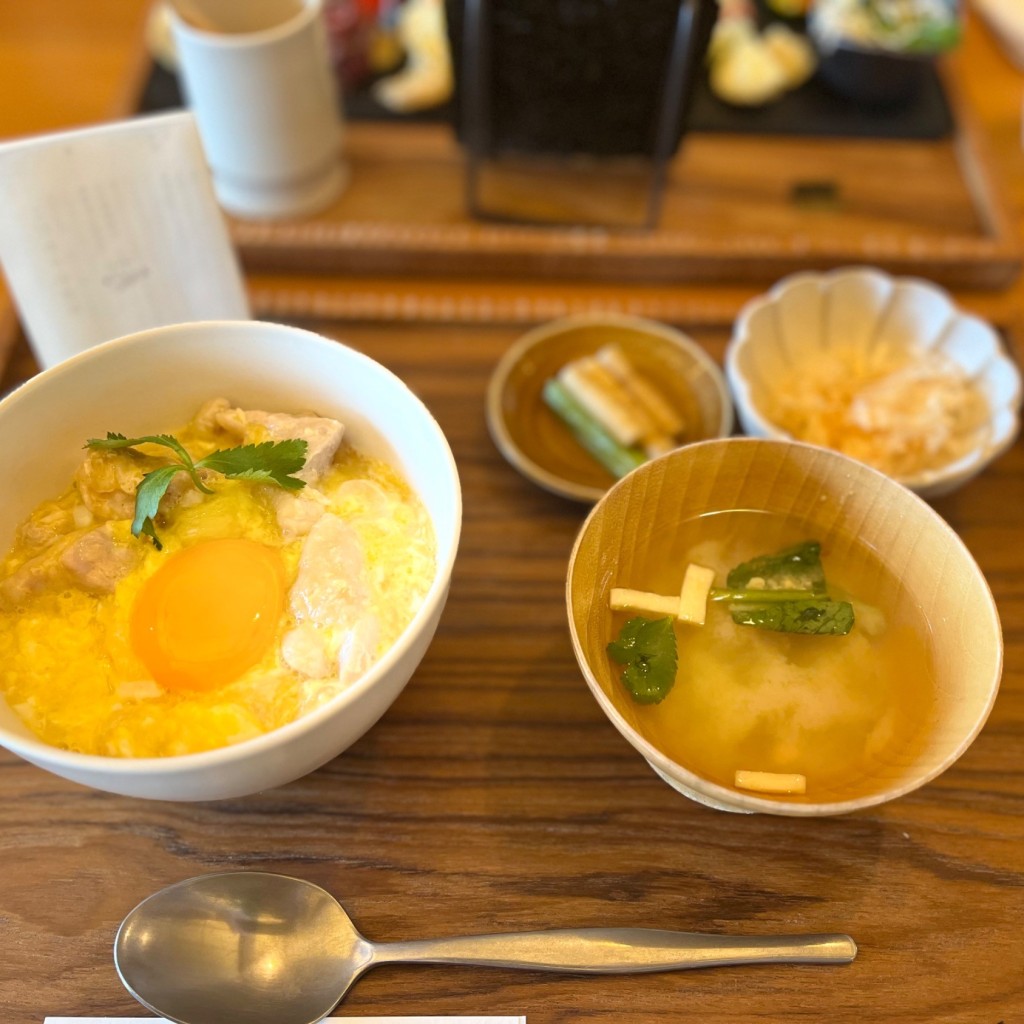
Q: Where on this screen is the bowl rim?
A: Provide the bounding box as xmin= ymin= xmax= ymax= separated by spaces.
xmin=486 ymin=311 xmax=734 ymax=503
xmin=724 ymin=266 xmax=1023 ymax=496
xmin=806 ymin=5 xmax=954 ymax=60
xmin=0 ymin=319 xmax=463 ymax=775
xmin=566 ymin=435 xmax=1004 ymax=817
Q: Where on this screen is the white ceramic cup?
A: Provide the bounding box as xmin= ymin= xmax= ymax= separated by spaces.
xmin=168 ymin=0 xmax=347 ymax=220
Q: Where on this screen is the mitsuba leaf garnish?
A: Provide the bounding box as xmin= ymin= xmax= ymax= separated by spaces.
xmin=194 ymin=440 xmax=308 ymax=490
xmin=725 ymin=541 xmax=854 ymax=637
xmin=729 ymin=599 xmax=855 ymax=636
xmin=85 ymin=432 xmax=308 ymax=549
xmin=606 ymin=616 xmax=677 ymax=705
xmin=726 ymin=540 xmax=827 ymax=595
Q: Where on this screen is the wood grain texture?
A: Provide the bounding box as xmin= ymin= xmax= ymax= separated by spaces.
xmin=0 ymin=3 xmax=1023 ymax=1020
xmin=230 ymin=99 xmax=1023 ymax=289
xmin=1 ymin=321 xmax=1022 ymax=1023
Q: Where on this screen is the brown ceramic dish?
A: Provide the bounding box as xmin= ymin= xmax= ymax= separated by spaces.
xmin=486 ymin=313 xmax=733 ymax=502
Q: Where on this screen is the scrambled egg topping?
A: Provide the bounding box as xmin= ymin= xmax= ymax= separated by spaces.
xmin=0 ymin=400 xmax=435 ymax=758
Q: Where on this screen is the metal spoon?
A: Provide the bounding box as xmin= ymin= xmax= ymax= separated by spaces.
xmin=114 ymin=872 xmax=857 ymax=1024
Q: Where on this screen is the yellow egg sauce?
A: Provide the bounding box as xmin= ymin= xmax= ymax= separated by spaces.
xmin=605 ymin=510 xmax=937 ymax=804
xmin=0 ymin=409 xmax=436 ymax=758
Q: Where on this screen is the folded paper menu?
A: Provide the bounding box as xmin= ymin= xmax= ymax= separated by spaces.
xmin=0 ymin=110 xmax=249 ymax=369
xmin=44 ymin=1018 xmax=526 ymax=1023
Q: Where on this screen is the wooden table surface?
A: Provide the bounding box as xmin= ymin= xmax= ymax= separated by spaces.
xmin=2 ymin=3 xmax=1024 ymax=1023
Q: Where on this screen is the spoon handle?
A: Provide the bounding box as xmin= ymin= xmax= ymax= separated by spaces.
xmin=373 ymin=928 xmax=856 ymax=973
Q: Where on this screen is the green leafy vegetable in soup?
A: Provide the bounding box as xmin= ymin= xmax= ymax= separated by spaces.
xmin=606 ymin=616 xmax=677 ymax=704
xmin=721 ymin=540 xmax=854 ymax=636
xmin=729 ymin=598 xmax=855 ymax=635
xmin=610 ymin=540 xmax=855 ymax=648
xmin=726 ymin=540 xmax=827 ymax=594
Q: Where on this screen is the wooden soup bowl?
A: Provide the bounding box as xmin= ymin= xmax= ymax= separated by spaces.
xmin=566 ymin=437 xmax=1002 ymax=816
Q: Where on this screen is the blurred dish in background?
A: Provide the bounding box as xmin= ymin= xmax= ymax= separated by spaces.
xmin=323 ymin=0 xmax=377 ymax=90
xmin=324 ymin=0 xmax=453 ymax=109
xmin=708 ymin=0 xmax=817 ymax=106
xmin=145 ymin=1 xmax=954 ymax=140
xmin=811 ymin=0 xmax=961 ymax=54
xmin=146 ymin=2 xmax=178 ymax=70
xmin=371 ymin=0 xmax=453 ymax=113
xmin=149 ymin=0 xmax=455 ymax=113
xmin=809 ymin=0 xmax=961 ymax=105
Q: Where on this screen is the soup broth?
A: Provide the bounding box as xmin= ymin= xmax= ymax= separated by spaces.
xmin=605 ymin=509 xmax=936 ymax=803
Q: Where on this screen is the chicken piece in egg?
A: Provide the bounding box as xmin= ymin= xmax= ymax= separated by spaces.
xmin=0 ymin=400 xmax=436 ymax=757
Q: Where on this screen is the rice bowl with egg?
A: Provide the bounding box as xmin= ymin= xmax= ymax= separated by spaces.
xmin=0 ymin=398 xmax=437 ymax=758
xmin=0 ymin=321 xmax=461 ymax=800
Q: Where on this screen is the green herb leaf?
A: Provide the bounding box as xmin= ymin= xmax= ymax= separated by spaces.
xmin=132 ymin=465 xmax=187 ymax=551
xmin=607 ymin=616 xmax=678 ymax=704
xmin=197 ymin=439 xmax=308 ymax=491
xmin=730 ymin=599 xmax=855 ymax=636
xmin=87 ymin=432 xmax=196 ymax=470
xmin=726 ymin=540 xmax=827 ymax=595
xmin=137 ymin=517 xmax=163 ymax=549
xmin=87 ymin=430 xmax=310 ymax=547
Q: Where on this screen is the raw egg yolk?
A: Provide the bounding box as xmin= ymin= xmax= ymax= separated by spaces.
xmin=131 ymin=539 xmax=287 ymax=693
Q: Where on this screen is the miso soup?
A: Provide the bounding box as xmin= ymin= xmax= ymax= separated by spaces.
xmin=605 ymin=509 xmax=936 ymax=803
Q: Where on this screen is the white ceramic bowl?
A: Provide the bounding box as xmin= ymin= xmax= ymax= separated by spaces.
xmin=567 ymin=438 xmax=1003 ymax=817
xmin=725 ymin=267 xmax=1022 ymax=498
xmin=0 ymin=321 xmax=462 ymax=801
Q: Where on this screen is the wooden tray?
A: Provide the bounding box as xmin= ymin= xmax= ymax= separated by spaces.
xmin=1 ymin=31 xmax=1019 ymax=375
xmin=222 ymin=65 xmax=1021 ymax=291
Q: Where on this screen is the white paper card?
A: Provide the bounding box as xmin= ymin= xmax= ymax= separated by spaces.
xmin=44 ymin=1017 xmax=526 ymax=1023
xmin=0 ymin=110 xmax=250 ymax=369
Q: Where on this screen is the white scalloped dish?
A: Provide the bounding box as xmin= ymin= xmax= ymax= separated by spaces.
xmin=725 ymin=268 xmax=1022 ymax=498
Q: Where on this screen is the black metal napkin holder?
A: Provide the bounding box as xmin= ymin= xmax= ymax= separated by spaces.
xmin=446 ymin=0 xmax=717 ymax=229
